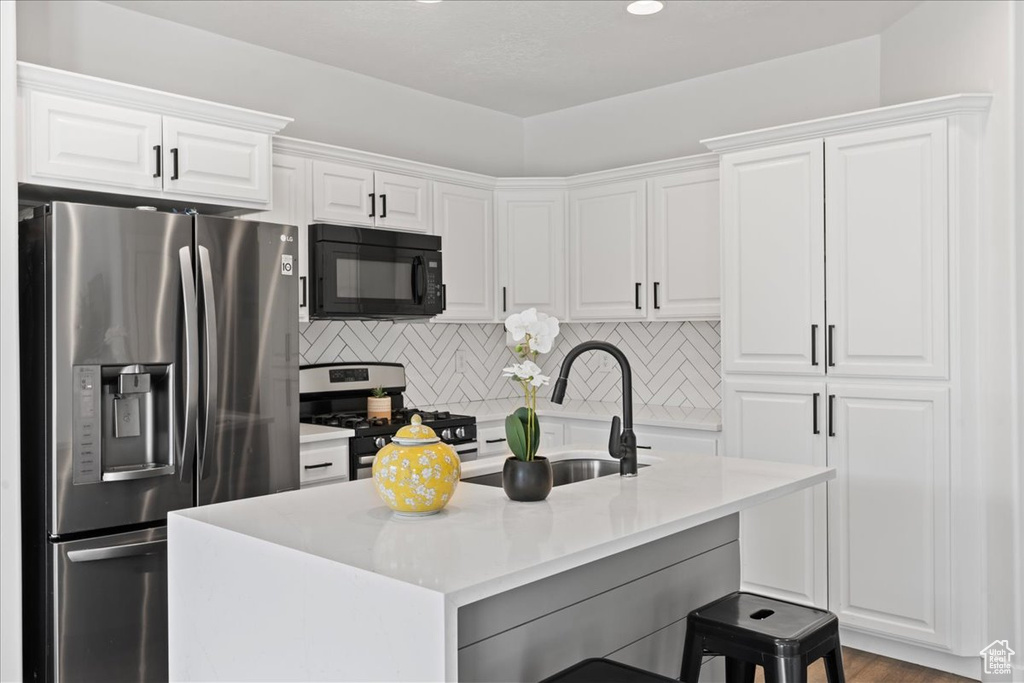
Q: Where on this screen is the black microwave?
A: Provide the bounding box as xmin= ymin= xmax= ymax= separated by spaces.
xmin=308 ymin=224 xmax=444 ymax=319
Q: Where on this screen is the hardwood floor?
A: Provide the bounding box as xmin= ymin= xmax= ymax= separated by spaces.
xmin=750 ymin=647 xmax=975 ymax=683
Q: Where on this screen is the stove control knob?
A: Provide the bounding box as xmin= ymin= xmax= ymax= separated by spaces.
xmin=374 ymin=437 xmax=387 ymax=449
xmin=455 ymin=427 xmax=466 ymax=439
xmin=440 ymin=428 xmax=453 ymax=441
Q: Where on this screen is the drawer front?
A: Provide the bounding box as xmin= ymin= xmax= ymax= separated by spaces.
xmin=478 ymin=424 xmax=510 ymax=457
xmin=299 ymin=440 xmax=349 ymax=485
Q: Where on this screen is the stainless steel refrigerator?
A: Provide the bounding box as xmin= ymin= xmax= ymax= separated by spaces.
xmin=19 ymin=202 xmax=299 ymax=682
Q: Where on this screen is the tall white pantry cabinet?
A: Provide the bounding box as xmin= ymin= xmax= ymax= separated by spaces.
xmin=704 ymin=95 xmax=991 ymax=668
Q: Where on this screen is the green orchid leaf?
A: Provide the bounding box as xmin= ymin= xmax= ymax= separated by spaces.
xmin=512 ymin=407 xmax=540 ymax=458
xmin=505 ymin=413 xmax=527 ymax=460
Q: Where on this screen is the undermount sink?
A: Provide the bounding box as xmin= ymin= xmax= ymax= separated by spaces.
xmin=462 ymin=458 xmax=649 ymax=489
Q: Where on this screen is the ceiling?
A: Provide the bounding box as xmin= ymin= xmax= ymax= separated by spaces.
xmin=106 ymin=0 xmax=920 ymax=117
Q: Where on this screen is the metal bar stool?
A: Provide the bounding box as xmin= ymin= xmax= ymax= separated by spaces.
xmin=680 ymin=592 xmax=845 ymax=683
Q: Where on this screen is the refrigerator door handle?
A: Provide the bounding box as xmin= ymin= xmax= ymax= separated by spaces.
xmin=178 ymin=247 xmax=199 ymax=483
xmin=67 ymin=539 xmax=167 ymax=563
xmin=197 ymin=246 xmax=219 ymax=481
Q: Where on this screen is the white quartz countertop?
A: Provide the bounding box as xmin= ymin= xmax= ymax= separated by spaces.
xmin=172 ymin=446 xmax=830 ymax=606
xmin=299 ymin=423 xmax=355 ymax=443
xmin=433 ymin=398 xmax=722 ymax=431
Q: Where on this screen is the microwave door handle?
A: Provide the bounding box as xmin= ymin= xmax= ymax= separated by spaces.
xmin=412 ymin=256 xmax=425 ymax=304
xmin=178 ymin=247 xmax=199 ymax=483
xmin=197 ymin=246 xmax=218 ymax=481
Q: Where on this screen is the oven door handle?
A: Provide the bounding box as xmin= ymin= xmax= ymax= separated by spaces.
xmin=411 ymin=256 xmax=425 ymax=304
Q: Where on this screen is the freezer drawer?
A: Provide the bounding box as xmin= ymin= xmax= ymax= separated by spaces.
xmin=54 ymin=527 xmax=168 ymax=682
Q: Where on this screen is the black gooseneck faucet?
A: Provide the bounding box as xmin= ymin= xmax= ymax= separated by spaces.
xmin=550 ymin=341 xmax=638 ymax=477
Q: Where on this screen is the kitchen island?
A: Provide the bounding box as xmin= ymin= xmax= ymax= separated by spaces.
xmin=168 ymin=447 xmax=833 ymax=682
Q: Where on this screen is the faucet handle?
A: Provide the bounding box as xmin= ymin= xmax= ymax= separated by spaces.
xmin=608 ymin=415 xmax=623 ymax=459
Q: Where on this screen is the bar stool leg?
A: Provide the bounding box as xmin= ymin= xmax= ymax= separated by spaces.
xmin=823 ymin=647 xmax=845 ymax=683
xmin=763 ymin=657 xmax=806 ymax=683
xmin=724 ymin=657 xmax=755 ymax=683
xmin=679 ymin=626 xmax=703 ymax=683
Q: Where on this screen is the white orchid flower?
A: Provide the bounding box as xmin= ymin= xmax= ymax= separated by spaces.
xmin=504 ymin=308 xmax=540 ymax=342
xmin=529 ymin=373 xmax=550 ymax=387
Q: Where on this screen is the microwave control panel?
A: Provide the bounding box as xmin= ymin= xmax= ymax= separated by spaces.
xmin=425 ymin=258 xmax=441 ymax=306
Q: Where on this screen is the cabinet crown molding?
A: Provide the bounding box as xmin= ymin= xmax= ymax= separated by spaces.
xmin=17 ymin=61 xmax=292 ymax=134
xmin=701 ymin=93 xmax=992 ymax=153
xmin=274 ymin=135 xmax=497 ymax=190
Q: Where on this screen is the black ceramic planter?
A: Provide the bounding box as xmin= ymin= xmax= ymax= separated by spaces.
xmin=502 ymin=456 xmax=553 ymax=502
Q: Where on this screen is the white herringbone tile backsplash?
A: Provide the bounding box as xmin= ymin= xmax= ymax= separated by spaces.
xmin=299 ymin=321 xmax=721 ymax=409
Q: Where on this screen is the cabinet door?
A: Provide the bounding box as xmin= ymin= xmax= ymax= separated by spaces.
xmin=311 ymin=160 xmax=375 ymax=227
xmin=723 ymin=379 xmax=827 ymax=608
xmin=827 ymin=383 xmax=951 ymax=648
xmin=825 ymin=121 xmax=948 ymax=379
xmin=249 ymin=154 xmax=311 ymax=322
xmin=497 ymin=190 xmax=567 ymax=320
xmin=22 ymin=90 xmax=162 ymax=191
xmin=569 ymin=180 xmax=647 ymax=320
xmin=721 ymin=141 xmax=825 ymax=375
xmin=374 ymin=171 xmax=431 ymax=233
xmin=162 ymin=117 xmax=270 ymax=203
xmin=648 ymin=169 xmax=720 ymax=320
xmin=432 ymin=182 xmax=494 ymax=321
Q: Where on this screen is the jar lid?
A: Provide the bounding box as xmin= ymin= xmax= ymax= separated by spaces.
xmin=392 ymin=414 xmax=440 ymax=445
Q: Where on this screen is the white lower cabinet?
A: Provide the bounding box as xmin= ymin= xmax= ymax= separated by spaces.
xmin=723 ymin=380 xmax=828 ymax=608
xmin=827 ymin=383 xmax=951 ymax=648
xmin=299 ymin=438 xmax=350 ymax=488
xmin=724 ymin=378 xmax=953 ymax=649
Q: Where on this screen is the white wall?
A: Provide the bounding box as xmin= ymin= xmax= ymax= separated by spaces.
xmin=522 ymin=37 xmax=881 ymax=176
xmin=15 ymin=0 xmax=525 ymax=176
xmin=880 ymin=0 xmax=1021 ymax=674
xmin=0 ymin=2 xmax=22 ymax=680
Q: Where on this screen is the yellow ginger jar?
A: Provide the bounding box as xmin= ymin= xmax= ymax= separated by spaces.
xmin=372 ymin=414 xmax=461 ymax=516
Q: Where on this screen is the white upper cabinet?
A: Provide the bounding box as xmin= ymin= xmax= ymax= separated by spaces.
xmin=162 ymin=117 xmax=270 ymax=203
xmin=648 ymin=168 xmax=720 ymax=320
xmin=374 ymin=171 xmax=431 ymax=233
xmin=827 ymin=383 xmax=951 ymax=648
xmin=248 ymin=153 xmax=312 ymax=322
xmin=569 ymin=180 xmax=647 ymax=320
xmin=311 ymin=161 xmax=431 ymax=233
xmin=432 ymin=182 xmax=494 ymax=322
xmin=17 ymin=63 xmax=290 ymax=209
xmin=724 ymin=379 xmax=828 ymax=609
xmin=311 ymin=160 xmax=375 ymax=226
xmin=721 ymin=140 xmax=825 ymax=375
xmin=497 ymin=189 xmax=566 ymax=321
xmin=825 ymin=121 xmax=949 ymax=379
xmin=22 ymin=90 xmax=163 ymax=191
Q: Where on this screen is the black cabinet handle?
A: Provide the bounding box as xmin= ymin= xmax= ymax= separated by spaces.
xmin=369 ymin=193 xmax=376 ymax=218
xmin=502 ymin=286 xmax=507 ymax=312
xmin=381 ymin=194 xmax=387 ymax=218
xmin=441 ymin=284 xmax=447 ymax=311
xmin=811 ymin=324 xmax=819 ymax=366
xmin=299 ymin=276 xmax=307 ymax=308
xmin=485 ymin=438 xmax=506 ymax=444
xmin=170 ymin=148 xmax=179 ymax=180
xmin=635 ymin=282 xmax=642 ymax=310
xmin=827 ymin=394 xmax=836 ymax=437
xmin=153 ymin=145 xmax=161 ymax=178
xmin=653 ymin=282 xmax=660 ymax=310
xmin=636 ymin=445 xmax=652 ymax=450
xmin=812 ymin=392 xmax=820 ymax=435
xmin=827 ymin=324 xmax=835 ymax=367
xmin=304 ymin=462 xmax=333 ymax=470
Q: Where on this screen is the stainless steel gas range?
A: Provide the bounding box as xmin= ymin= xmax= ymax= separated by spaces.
xmin=299 ymin=363 xmax=477 ymax=480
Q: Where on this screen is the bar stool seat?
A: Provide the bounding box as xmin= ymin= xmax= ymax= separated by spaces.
xmin=680 ymin=592 xmax=845 ymax=683
xmin=539 ymin=658 xmax=677 ymax=683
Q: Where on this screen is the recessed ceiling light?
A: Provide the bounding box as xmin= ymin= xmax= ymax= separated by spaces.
xmin=627 ymin=0 xmax=664 ymax=15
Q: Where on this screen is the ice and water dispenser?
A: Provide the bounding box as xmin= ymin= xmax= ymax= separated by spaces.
xmin=72 ymin=364 xmax=175 ymax=484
